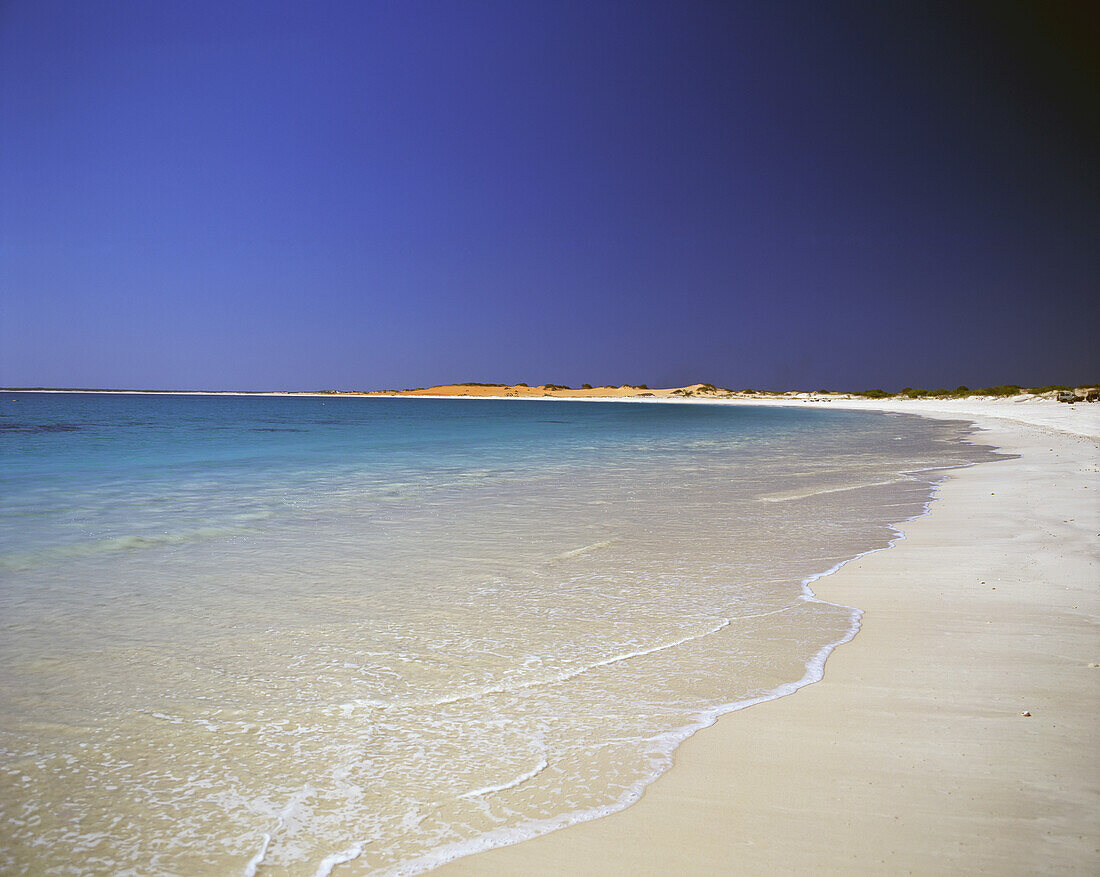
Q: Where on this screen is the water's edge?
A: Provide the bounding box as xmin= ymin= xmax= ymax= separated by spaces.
xmin=365 ymin=422 xmax=996 ymax=877
xmin=2 ymin=396 xmax=1003 ymax=876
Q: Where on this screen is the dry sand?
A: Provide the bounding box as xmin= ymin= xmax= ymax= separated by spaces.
xmin=434 ymin=398 xmax=1099 ymax=876
xmin=364 ymin=382 xmax=676 ymax=398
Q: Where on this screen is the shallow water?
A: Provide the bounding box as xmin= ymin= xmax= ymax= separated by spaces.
xmin=0 ymin=394 xmax=1000 ymax=874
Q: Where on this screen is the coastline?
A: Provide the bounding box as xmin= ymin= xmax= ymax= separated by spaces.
xmin=7 ymin=386 xmax=1098 ymax=438
xmin=430 ymin=400 xmax=1099 ymax=875
xmin=7 ymin=390 xmax=1097 ymax=872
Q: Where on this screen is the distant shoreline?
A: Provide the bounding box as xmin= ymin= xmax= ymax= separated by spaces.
xmin=8 ymin=384 xmax=1098 ymax=440
xmin=4 ymin=380 xmax=1097 ymax=404
xmin=4 ymin=389 xmax=347 ymax=397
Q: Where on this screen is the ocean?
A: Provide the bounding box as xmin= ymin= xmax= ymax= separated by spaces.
xmin=0 ymin=393 xmax=999 ymax=875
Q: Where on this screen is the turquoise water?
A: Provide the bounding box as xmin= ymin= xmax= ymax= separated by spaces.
xmin=0 ymin=393 xmax=998 ymax=875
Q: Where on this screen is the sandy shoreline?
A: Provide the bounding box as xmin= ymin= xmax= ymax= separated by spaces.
xmin=9 ymin=389 xmax=1097 ymax=871
xmin=430 ymin=399 xmax=1098 ymax=876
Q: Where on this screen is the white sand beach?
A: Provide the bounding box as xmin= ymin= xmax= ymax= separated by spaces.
xmin=436 ymin=397 xmax=1099 ymax=875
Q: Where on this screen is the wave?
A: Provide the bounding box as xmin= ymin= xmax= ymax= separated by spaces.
xmin=0 ymin=422 xmax=83 ymax=434
xmin=333 ymin=615 xmax=736 ymax=714
xmin=459 ymin=755 xmax=550 ymax=800
xmin=757 ymin=477 xmax=906 ymax=502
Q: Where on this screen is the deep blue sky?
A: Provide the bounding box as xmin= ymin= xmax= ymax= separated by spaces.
xmin=1 ymin=1 xmax=1096 ymax=391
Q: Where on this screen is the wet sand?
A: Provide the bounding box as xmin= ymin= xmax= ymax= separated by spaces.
xmin=436 ymin=403 xmax=1099 ymax=875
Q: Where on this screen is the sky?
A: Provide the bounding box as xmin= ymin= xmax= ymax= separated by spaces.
xmin=1 ymin=1 xmax=1096 ymax=391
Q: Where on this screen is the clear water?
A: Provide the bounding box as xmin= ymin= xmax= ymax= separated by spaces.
xmin=0 ymin=394 xmax=999 ymax=875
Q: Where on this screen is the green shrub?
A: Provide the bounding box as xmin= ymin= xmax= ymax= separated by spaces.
xmin=977 ymin=384 xmax=1023 ymax=397
xmin=855 ymin=388 xmax=895 ymax=398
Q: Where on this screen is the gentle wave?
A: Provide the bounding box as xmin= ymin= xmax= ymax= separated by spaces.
xmin=757 ymin=477 xmax=906 ymax=502
xmin=459 ymin=755 xmax=550 ymax=799
xmin=333 ymin=616 xmax=737 ymax=714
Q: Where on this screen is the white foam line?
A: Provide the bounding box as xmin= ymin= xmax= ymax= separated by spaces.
xmin=758 ymin=477 xmax=905 ymax=502
xmin=242 ymin=789 xmax=313 ymax=875
xmin=759 ymin=462 xmax=963 ymax=505
xmin=732 ymin=605 xmax=801 ymax=621
xmin=337 ymin=617 xmax=735 ymax=713
xmin=313 ymin=844 xmax=365 ymax=877
xmin=459 ymin=756 xmax=550 ymax=799
xmin=242 ymin=834 xmax=271 ymax=877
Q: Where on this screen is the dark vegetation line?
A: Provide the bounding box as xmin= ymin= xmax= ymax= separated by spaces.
xmin=852 ymin=384 xmax=1095 ymax=399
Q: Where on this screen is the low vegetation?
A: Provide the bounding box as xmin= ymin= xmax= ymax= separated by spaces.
xmin=852 ymin=384 xmax=1095 ymax=399
xmin=854 ymin=388 xmax=894 ymax=398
